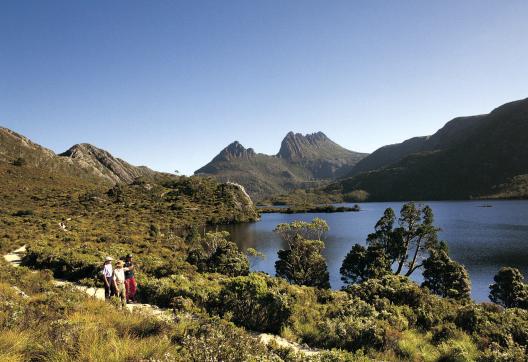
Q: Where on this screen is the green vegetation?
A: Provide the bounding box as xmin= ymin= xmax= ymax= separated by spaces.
xmin=259 ymin=189 xmax=343 ymax=206
xmin=340 ymin=203 xmax=471 ymax=301
xmin=274 ymin=219 xmax=331 ymax=289
xmin=422 ymin=245 xmax=471 ymax=300
xmin=326 ymin=98 xmax=528 ymax=201
xmin=489 ymin=267 xmax=528 ymax=308
xmin=2 ymin=140 xmax=528 ymax=360
xmin=259 ymin=204 xmax=360 ymax=214
xmin=196 ymin=132 xmax=366 ymax=201
xmin=187 ymin=231 xmax=250 ymax=276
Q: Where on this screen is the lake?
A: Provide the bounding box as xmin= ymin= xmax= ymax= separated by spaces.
xmin=220 ymin=200 xmax=528 ymax=302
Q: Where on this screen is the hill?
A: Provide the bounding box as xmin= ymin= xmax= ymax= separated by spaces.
xmin=195 ymin=132 xmax=367 ymax=200
xmin=0 ymin=127 xmax=166 ymax=185
xmin=327 ymin=97 xmax=528 ymax=200
xmin=0 ymin=126 xmax=258 ymax=251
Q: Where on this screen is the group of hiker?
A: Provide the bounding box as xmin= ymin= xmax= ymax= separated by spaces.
xmin=102 ymin=253 xmax=137 ymax=307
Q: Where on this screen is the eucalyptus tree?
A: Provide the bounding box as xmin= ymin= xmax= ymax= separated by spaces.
xmin=274 ymin=218 xmax=330 ymax=289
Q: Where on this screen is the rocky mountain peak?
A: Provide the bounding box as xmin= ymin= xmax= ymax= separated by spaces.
xmin=212 ymin=141 xmax=256 ymax=162
xmin=278 ymin=131 xmax=344 ymax=161
xmin=60 ymin=143 xmax=155 ymax=184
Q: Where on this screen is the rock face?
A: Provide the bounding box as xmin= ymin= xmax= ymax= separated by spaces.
xmin=0 ymin=127 xmax=56 ymax=164
xmin=211 ymin=141 xmax=257 ymax=163
xmin=278 ymin=131 xmax=352 ymax=161
xmin=195 ymin=132 xmax=367 ymax=200
xmin=0 ymin=127 xmax=160 ymax=185
xmin=330 ymin=97 xmax=528 ymax=200
xmin=60 ymin=143 xmax=157 ymax=184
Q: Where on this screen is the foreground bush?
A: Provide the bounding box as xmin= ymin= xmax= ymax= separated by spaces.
xmin=210 ymin=273 xmax=293 ymax=333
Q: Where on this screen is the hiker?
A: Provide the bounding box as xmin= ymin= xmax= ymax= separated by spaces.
xmin=113 ymin=260 xmax=128 ymax=308
xmin=124 ymin=254 xmax=137 ymax=303
xmin=102 ymin=256 xmax=115 ymax=299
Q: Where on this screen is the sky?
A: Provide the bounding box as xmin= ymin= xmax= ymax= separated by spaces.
xmin=1 ymin=1 xmax=528 ymax=175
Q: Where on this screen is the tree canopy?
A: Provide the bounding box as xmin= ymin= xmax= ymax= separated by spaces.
xmin=274 ymin=218 xmax=330 ymax=288
xmin=341 ymin=203 xmax=470 ymax=301
xmin=422 ymin=243 xmax=471 ymax=300
xmin=489 ymin=267 xmax=528 ymax=309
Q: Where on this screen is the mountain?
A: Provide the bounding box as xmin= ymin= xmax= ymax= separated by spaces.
xmin=195 ymin=132 xmax=367 ymax=200
xmin=328 ymin=97 xmax=528 ymax=200
xmin=0 ymin=127 xmax=163 ymax=185
xmin=0 ymin=126 xmax=258 ymax=224
xmin=60 ymin=143 xmax=159 ymax=184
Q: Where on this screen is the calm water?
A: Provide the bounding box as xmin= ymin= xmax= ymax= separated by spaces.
xmin=220 ymin=200 xmax=528 ymax=302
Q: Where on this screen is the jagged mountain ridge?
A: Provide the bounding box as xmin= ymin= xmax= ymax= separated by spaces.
xmin=329 ymin=97 xmax=528 ymax=200
xmin=195 ymin=132 xmax=367 ymax=200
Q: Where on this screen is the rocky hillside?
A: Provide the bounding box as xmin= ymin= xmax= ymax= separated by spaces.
xmin=0 ymin=127 xmax=162 ymax=185
xmin=0 ymin=126 xmax=258 ymax=224
xmin=195 ymin=132 xmax=367 ymax=200
xmin=60 ymin=143 xmax=159 ymax=184
xmin=328 ymin=97 xmax=528 ymax=200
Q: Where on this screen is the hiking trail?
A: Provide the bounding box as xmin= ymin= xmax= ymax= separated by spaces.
xmin=3 ymin=245 xmax=319 ymax=356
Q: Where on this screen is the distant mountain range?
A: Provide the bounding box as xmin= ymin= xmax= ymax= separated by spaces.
xmin=195 ymin=131 xmax=367 ymax=199
xmin=326 ymin=97 xmax=528 ymax=201
xmin=4 ymin=95 xmax=528 ymax=203
xmin=196 ymin=97 xmax=528 ymax=202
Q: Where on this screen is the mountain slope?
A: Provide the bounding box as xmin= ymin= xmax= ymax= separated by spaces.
xmin=0 ymin=126 xmax=258 ymax=228
xmin=328 ymin=97 xmax=528 ymax=200
xmin=195 ymin=132 xmax=367 ymax=200
xmin=0 ymin=127 xmax=163 ymax=185
xmin=60 ymin=143 xmax=159 ymax=184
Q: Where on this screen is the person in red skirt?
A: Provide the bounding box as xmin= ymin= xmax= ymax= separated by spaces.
xmin=124 ymin=254 xmax=137 ymax=303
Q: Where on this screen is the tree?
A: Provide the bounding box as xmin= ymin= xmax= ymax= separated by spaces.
xmin=340 ymin=244 xmax=391 ymax=285
xmin=274 ymin=218 xmax=329 ymax=243
xmin=341 ymin=202 xmax=451 ymax=288
xmin=422 ymin=244 xmax=471 ymax=300
xmin=367 ymin=208 xmax=405 ymax=266
xmin=397 ymin=203 xmax=440 ymax=276
xmin=187 ymin=231 xmax=249 ymax=277
xmin=274 ymin=218 xmax=330 ymax=288
xmin=489 ymin=267 xmax=528 ymax=308
xmin=367 ymin=202 xmax=440 ymax=277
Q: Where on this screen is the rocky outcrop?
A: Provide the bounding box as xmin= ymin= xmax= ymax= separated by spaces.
xmin=212 ymin=141 xmax=256 ymax=162
xmin=0 ymin=127 xmax=56 ymax=164
xmin=0 ymin=127 xmax=164 ymax=185
xmin=60 ymin=143 xmax=157 ymax=184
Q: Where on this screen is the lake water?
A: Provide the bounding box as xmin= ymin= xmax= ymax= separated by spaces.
xmin=220 ymin=200 xmax=528 ymax=302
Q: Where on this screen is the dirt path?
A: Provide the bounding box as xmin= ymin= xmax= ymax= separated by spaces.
xmin=3 ymin=245 xmax=319 ymax=356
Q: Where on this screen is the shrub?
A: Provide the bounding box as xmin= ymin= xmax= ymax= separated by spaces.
xmin=12 ymin=157 xmax=26 ymax=166
xmin=12 ymin=210 xmax=33 ymax=217
xmin=187 ymin=232 xmax=249 ymax=277
xmin=210 ymin=274 xmax=292 ymax=333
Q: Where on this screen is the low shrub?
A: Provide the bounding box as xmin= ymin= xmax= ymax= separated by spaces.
xmin=210 ymin=273 xmax=292 ymax=333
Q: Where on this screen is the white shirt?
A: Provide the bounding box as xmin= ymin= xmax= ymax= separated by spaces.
xmin=103 ymin=263 xmax=113 ymax=278
xmin=113 ymin=268 xmax=126 ymax=283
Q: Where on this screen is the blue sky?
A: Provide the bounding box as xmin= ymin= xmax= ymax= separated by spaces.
xmin=1 ymin=0 xmax=527 ymax=175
